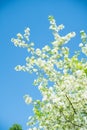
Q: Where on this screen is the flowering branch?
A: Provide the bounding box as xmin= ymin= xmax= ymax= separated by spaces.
xmin=12 ymin=16 xmax=87 ymax=130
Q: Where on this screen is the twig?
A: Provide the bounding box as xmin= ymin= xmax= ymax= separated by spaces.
xmin=65 ymin=94 xmax=77 ymax=114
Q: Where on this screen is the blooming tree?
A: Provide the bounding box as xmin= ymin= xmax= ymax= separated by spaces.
xmin=11 ymin=16 xmax=87 ymax=130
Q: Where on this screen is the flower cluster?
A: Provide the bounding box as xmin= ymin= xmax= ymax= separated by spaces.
xmin=12 ymin=16 xmax=87 ymax=130
xmin=79 ymin=30 xmax=87 ymax=55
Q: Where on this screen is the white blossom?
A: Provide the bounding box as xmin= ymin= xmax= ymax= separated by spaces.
xmin=24 ymin=95 xmax=32 ymax=104
xmin=12 ymin=16 xmax=87 ymax=130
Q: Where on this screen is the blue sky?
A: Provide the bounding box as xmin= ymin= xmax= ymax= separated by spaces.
xmin=0 ymin=0 xmax=87 ymax=129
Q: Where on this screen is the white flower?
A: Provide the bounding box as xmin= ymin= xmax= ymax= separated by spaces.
xmin=24 ymin=27 xmax=30 ymax=33
xmin=42 ymin=95 xmax=48 ymax=101
xmin=28 ymin=116 xmax=32 ymax=120
xmin=32 ymin=127 xmax=38 ymax=130
xmin=83 ymin=91 xmax=87 ymax=99
xmin=42 ymin=45 xmax=50 ymax=52
xmin=27 ymin=128 xmax=32 ymax=130
xmin=75 ymin=70 xmax=83 ymax=77
xmin=38 ymin=83 xmax=43 ymax=90
xmin=36 ymin=48 xmax=41 ymax=56
xmin=57 ymin=24 xmax=64 ymax=31
xmin=17 ymin=33 xmax=23 ymax=39
xmin=82 ymin=46 xmax=87 ymax=55
xmin=79 ymin=43 xmax=83 ymax=47
xmin=24 ymin=27 xmax=30 ymax=41
xmin=24 ymin=95 xmax=32 ymax=104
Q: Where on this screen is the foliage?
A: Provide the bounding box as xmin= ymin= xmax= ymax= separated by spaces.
xmin=9 ymin=124 xmax=22 ymax=130
xmin=11 ymin=16 xmax=87 ymax=130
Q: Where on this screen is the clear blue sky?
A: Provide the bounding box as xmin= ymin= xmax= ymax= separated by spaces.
xmin=0 ymin=0 xmax=87 ymax=129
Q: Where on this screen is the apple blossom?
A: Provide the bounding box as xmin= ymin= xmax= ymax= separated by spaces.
xmin=12 ymin=16 xmax=87 ymax=130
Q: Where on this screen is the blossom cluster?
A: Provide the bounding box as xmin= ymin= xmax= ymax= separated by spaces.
xmin=12 ymin=16 xmax=87 ymax=130
xmin=79 ymin=30 xmax=87 ymax=55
